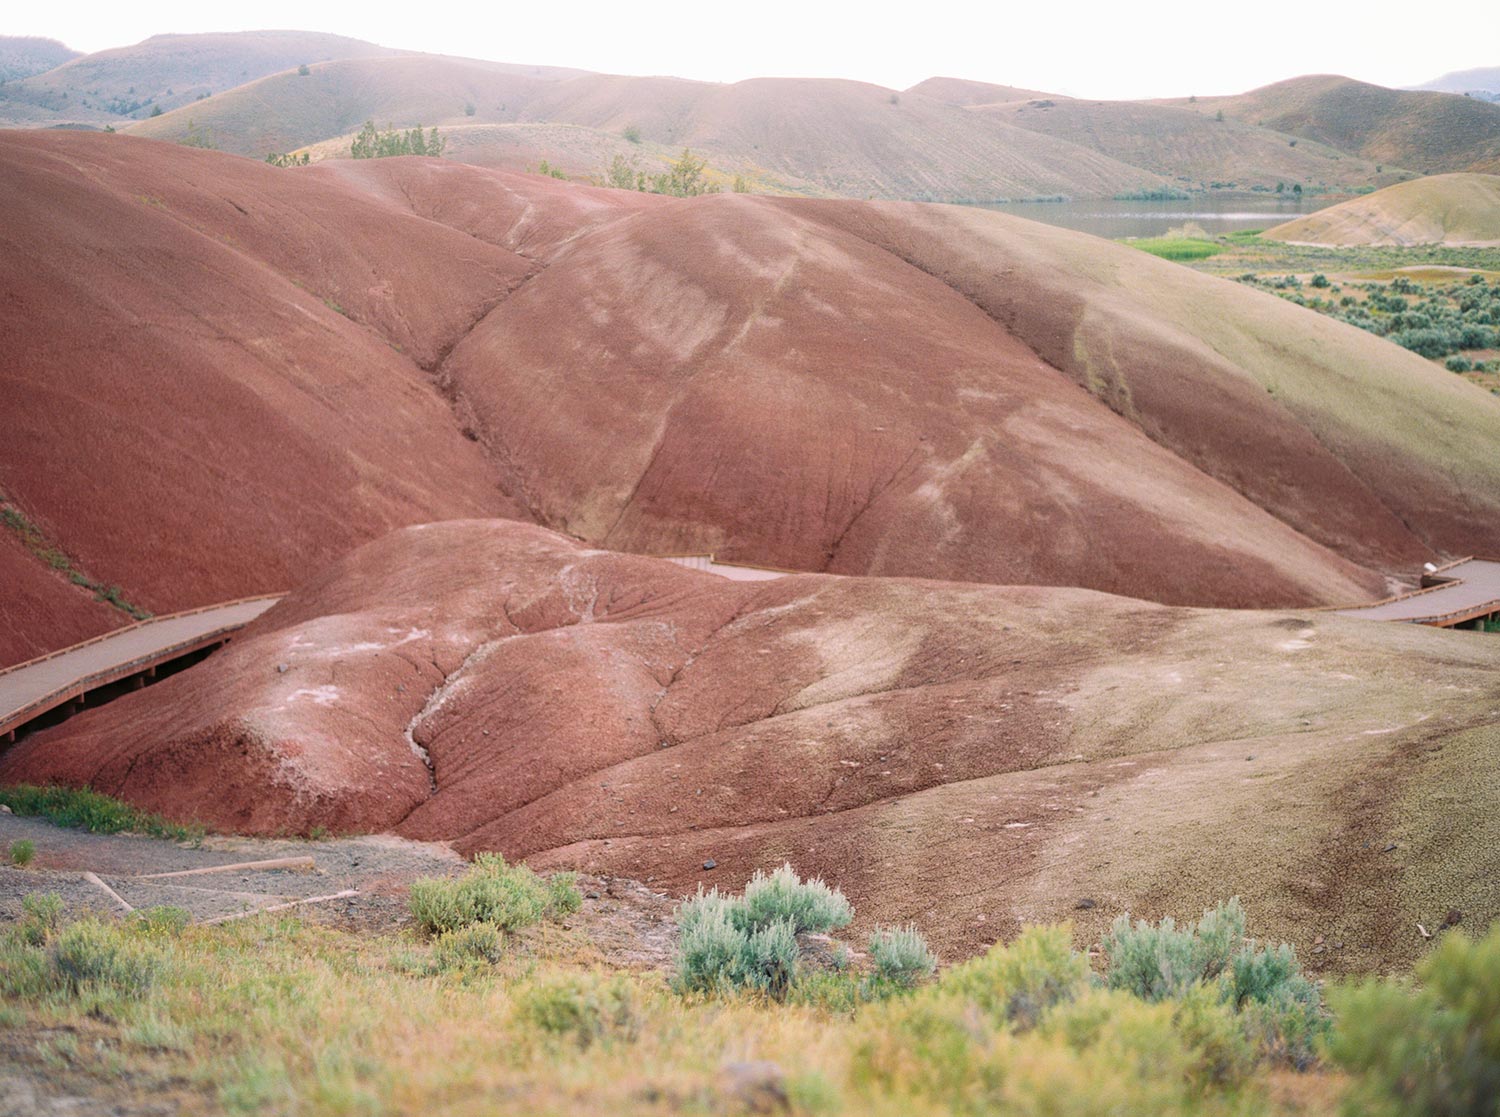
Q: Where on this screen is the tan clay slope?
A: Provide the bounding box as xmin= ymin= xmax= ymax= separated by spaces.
xmin=1168 ymin=75 xmax=1500 ymax=175
xmin=514 ymin=73 xmax=1166 ymax=200
xmin=906 ymin=76 xmax=1060 ymax=106
xmin=0 ymin=132 xmax=525 ymax=661
xmin=127 ymin=54 xmax=567 ymax=158
xmin=973 ymin=98 xmax=1393 ymax=191
xmin=0 ymin=30 xmax=405 ymax=128
xmin=1267 ymin=173 xmax=1500 ymax=246
xmin=131 ymin=57 xmax=1165 ymax=201
xmin=6 ymin=520 xmax=1495 ymax=973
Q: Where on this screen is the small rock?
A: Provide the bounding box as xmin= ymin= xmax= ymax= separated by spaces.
xmin=1074 ymin=898 xmax=1097 ymax=910
xmin=1442 ymin=909 xmax=1462 ymax=928
xmin=276 ymin=663 xmax=289 ymax=674
xmin=719 ymin=1060 xmax=789 ymax=1115
xmin=703 ymin=859 xmax=717 ymax=870
xmin=1314 ymin=934 xmax=1324 ymax=945
xmin=1383 ymin=843 xmax=1398 ymax=853
xmin=1312 ymin=945 xmax=1325 ymax=954
xmin=0 ymin=805 xmax=10 ymax=814
xmin=1245 ymin=755 xmax=1255 ymax=761
xmin=585 ymin=891 xmax=600 ymax=900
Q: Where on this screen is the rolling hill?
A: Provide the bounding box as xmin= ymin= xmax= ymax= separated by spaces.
xmin=0 ymin=130 xmax=526 ymax=664
xmin=1167 ymin=75 xmax=1500 ymax=176
xmin=1417 ymin=66 xmax=1500 ymax=96
xmin=0 ymin=30 xmax=405 ymax=128
xmin=131 ymin=58 xmax=1167 ymax=201
xmin=911 ymin=77 xmax=1401 ymax=192
xmin=1266 ymin=173 xmax=1500 ymax=246
xmin=7 ymin=133 xmax=1500 ymax=668
xmin=126 ymin=54 xmax=564 ymax=160
xmin=4 ymin=518 xmax=1495 ymax=971
xmin=0 ymin=35 xmax=78 ymax=82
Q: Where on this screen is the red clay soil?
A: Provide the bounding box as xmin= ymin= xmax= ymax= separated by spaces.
xmin=6 ymin=520 xmax=1497 ymax=970
xmin=0 ymin=532 xmax=121 ymax=665
xmin=0 ymin=132 xmax=523 ymax=650
xmin=8 ymin=134 xmax=1500 ymax=665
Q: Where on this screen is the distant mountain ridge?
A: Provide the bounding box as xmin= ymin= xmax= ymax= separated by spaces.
xmin=0 ymin=36 xmax=79 ymax=82
xmin=1416 ymin=66 xmax=1500 ymax=97
xmin=6 ymin=33 xmax=1500 ymax=197
xmin=1162 ymin=75 xmax=1500 ymax=176
xmin=0 ymin=30 xmax=403 ymax=126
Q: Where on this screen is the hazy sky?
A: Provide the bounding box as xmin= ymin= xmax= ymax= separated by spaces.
xmin=9 ymin=1 xmax=1497 ymax=99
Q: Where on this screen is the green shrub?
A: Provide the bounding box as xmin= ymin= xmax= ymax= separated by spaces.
xmin=737 ymin=918 xmax=799 ymax=999
xmin=0 ymin=935 xmax=50 ymax=998
xmin=431 ymin=922 xmax=506 ymax=970
xmin=1103 ymin=898 xmax=1327 ymax=1066
xmin=940 ymin=924 xmax=1090 ymax=1028
xmin=868 ymin=926 xmax=937 ymax=989
xmin=672 ymin=865 xmax=856 ymax=1000
xmin=407 ymin=853 xmax=578 ymax=935
xmin=19 ymin=892 xmax=65 ymax=945
xmin=1311 ymin=273 xmax=1330 ymax=288
xmin=674 ymin=892 xmax=747 ymax=995
xmin=351 ymin=119 xmax=445 ymax=159
xmin=736 ymin=863 xmax=853 ymax=934
xmin=1331 ymin=924 xmax=1500 ymax=1117
xmin=50 ymin=918 xmax=165 ymax=994
xmin=9 ymin=838 xmax=35 ymax=867
xmin=1103 ymin=897 xmax=1246 ymax=1001
xmin=545 ymin=872 xmax=582 ymax=918
xmin=516 ymin=972 xmax=640 ymax=1047
xmin=127 ymin=906 xmax=192 ymax=939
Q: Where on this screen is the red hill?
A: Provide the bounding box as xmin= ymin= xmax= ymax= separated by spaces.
xmin=7 ymin=134 xmax=1500 ymax=664
xmin=5 ymin=520 xmax=1494 ymax=969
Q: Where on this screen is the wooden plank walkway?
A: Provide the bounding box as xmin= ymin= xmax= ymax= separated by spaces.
xmin=1333 ymin=558 xmax=1500 ymax=627
xmin=0 ymin=596 xmax=281 ymax=740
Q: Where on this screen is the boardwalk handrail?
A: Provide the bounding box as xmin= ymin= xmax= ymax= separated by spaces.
xmin=0 ymin=594 xmax=285 ymax=680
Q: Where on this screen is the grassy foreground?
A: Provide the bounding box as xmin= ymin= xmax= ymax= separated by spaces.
xmin=1 ymin=857 xmax=1496 ymax=1115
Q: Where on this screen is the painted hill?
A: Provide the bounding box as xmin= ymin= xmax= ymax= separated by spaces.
xmin=0 ymin=30 xmax=404 ymax=127
xmin=130 ymin=58 xmax=1165 ymax=201
xmin=1172 ymin=75 xmax=1500 ymax=175
xmin=9 ymin=133 xmax=1500 ymax=665
xmin=125 ymin=54 xmax=566 ymax=160
xmin=906 ymin=76 xmax=1058 ymax=106
xmin=1266 ymin=173 xmax=1500 ymax=246
xmin=0 ymin=130 xmax=526 ymax=665
xmin=911 ymin=77 xmax=1397 ymax=192
xmin=5 ymin=519 xmax=1495 ymax=972
xmin=0 ymin=36 xmax=78 ymax=82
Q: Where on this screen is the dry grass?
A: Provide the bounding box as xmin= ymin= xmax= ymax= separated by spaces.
xmin=0 ymin=906 xmax=1350 ymax=1117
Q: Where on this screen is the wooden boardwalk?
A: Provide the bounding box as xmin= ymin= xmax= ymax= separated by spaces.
xmin=1334 ymin=558 xmax=1500 ymax=628
xmin=0 ymin=596 xmax=281 ymax=741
